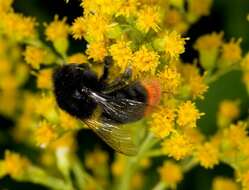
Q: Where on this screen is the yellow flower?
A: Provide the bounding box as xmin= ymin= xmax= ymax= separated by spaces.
xmin=177 ymin=101 xmax=204 ymax=128
xmin=238 ymin=171 xmax=249 ymax=190
xmin=131 ymin=173 xmax=144 ymax=189
xmin=50 ymin=132 xmax=76 ymax=151
xmin=59 ymin=110 xmax=78 ymax=129
xmin=132 ymin=46 xmax=160 ymax=78
xmin=163 ymin=31 xmax=187 ymax=59
xmin=37 ymin=69 xmax=53 ymax=89
xmin=71 ymin=16 xmax=86 ymax=40
xmin=158 ymin=161 xmax=183 ymax=187
xmin=158 ymin=66 xmax=181 ymax=96
xmin=109 ymin=39 xmax=133 ymax=73
xmin=4 ymin=150 xmax=30 ymax=179
xmin=2 ymin=13 xmax=37 ymax=41
xmin=116 ymin=0 xmax=138 ymax=18
xmin=86 ymin=41 xmax=107 ymax=62
xmin=139 ymin=158 xmax=151 ymax=169
xmin=150 ymin=106 xmax=176 ymax=139
xmin=189 ymin=0 xmax=213 ymax=16
xmin=136 ymin=6 xmax=161 ymax=33
xmin=221 ymin=38 xmax=242 ymax=64
xmin=164 ymin=9 xmax=187 ymax=33
xmin=35 ymin=121 xmax=58 ymax=148
xmin=217 ymin=100 xmax=240 ymax=127
xmin=24 ymin=46 xmax=47 ymax=69
xmin=85 ymin=148 xmax=109 ymax=170
xmin=195 ymin=142 xmax=219 ymax=169
xmin=194 ymin=32 xmax=223 ymax=51
xmin=35 ymin=95 xmax=56 ymax=117
xmin=67 ymin=53 xmax=88 ymax=64
xmin=45 ymin=16 xmax=69 ymax=42
xmin=84 ymin=14 xmax=110 ymax=42
xmin=0 ymin=0 xmax=13 ymax=13
xmin=183 ymin=127 xmax=205 ymax=145
xmin=212 ymin=177 xmax=239 ymax=190
xmin=162 ymin=132 xmax=193 ymax=160
xmin=111 ymin=155 xmax=126 ymax=176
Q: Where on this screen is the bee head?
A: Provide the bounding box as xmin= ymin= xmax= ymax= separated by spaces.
xmin=52 ymin=64 xmax=98 ymax=119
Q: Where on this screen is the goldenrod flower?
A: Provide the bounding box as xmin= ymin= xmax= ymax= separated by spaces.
xmin=111 ymin=155 xmax=126 ymax=176
xmin=183 ymin=127 xmax=205 ymax=145
xmin=2 ymin=13 xmax=37 ymax=41
xmin=59 ymin=110 xmax=78 ymax=129
xmin=37 ymin=69 xmax=53 ymax=89
xmin=24 ymin=46 xmax=47 ymax=69
xmin=150 ymin=106 xmax=176 ymax=139
xmin=195 ymin=142 xmax=219 ymax=169
xmin=132 ymin=46 xmax=160 ymax=78
xmin=35 ymin=121 xmax=58 ymax=148
xmin=217 ymin=100 xmax=240 ymax=127
xmin=67 ymin=53 xmax=88 ymax=64
xmin=71 ymin=16 xmax=86 ymax=40
xmin=158 ymin=161 xmax=183 ymax=187
xmin=0 ymin=0 xmax=13 ymax=13
xmin=136 ymin=6 xmax=161 ymax=33
xmin=109 ymin=39 xmax=133 ymax=73
xmin=85 ymin=148 xmax=109 ymax=171
xmin=4 ymin=150 xmax=30 ymax=179
xmin=163 ymin=31 xmax=186 ymax=59
xmin=131 ymin=173 xmax=144 ymax=189
xmin=213 ymin=177 xmax=239 ymax=190
xmin=221 ymin=38 xmax=242 ymax=64
xmin=116 ymin=0 xmax=138 ymax=18
xmin=45 ymin=16 xmax=69 ymax=42
xmin=195 ymin=32 xmax=223 ymax=51
xmin=86 ymin=41 xmax=107 ymax=62
xmin=189 ymin=0 xmax=213 ymax=17
xmin=158 ymin=66 xmax=181 ymax=96
xmin=162 ymin=132 xmax=193 ymax=160
xmin=177 ymin=101 xmax=204 ymax=128
xmin=164 ymin=9 xmax=187 ymax=33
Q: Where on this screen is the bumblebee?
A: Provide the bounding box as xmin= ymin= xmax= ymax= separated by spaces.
xmin=53 ymin=57 xmax=161 ymax=155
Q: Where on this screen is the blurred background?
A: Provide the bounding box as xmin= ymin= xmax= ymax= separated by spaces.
xmin=0 ymin=0 xmax=249 ymax=189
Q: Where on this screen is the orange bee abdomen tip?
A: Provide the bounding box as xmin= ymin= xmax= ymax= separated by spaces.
xmin=141 ymin=79 xmax=161 ymax=114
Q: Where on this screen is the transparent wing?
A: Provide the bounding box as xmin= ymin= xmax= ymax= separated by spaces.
xmin=90 ymin=92 xmax=151 ymax=123
xmin=84 ymin=118 xmax=138 ymax=156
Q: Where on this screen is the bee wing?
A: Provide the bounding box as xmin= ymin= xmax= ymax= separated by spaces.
xmin=91 ymin=92 xmax=149 ymax=123
xmin=84 ymin=118 xmax=138 ymax=156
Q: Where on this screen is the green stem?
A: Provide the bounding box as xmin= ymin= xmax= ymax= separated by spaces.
xmin=152 ymin=182 xmax=167 ymax=190
xmin=119 ymin=133 xmax=158 ymax=190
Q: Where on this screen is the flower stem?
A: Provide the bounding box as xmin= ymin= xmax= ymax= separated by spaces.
xmin=152 ymin=182 xmax=167 ymax=190
xmin=119 ymin=133 xmax=158 ymax=190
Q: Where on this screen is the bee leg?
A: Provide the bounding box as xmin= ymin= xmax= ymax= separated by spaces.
xmin=99 ymin=56 xmax=113 ymax=83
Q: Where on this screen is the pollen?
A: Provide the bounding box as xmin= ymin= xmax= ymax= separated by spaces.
xmin=109 ymin=39 xmax=133 ymax=73
xmin=162 ymin=132 xmax=193 ymax=160
xmin=4 ymin=150 xmax=30 ymax=179
xmin=177 ymin=101 xmax=204 ymax=128
xmin=35 ymin=121 xmax=58 ymax=148
xmin=150 ymin=106 xmax=176 ymax=139
xmin=158 ymin=161 xmax=183 ymax=187
xmin=195 ymin=142 xmax=219 ymax=169
xmin=163 ymin=31 xmax=187 ymax=59
xmin=24 ymin=46 xmax=47 ymax=69
xmin=132 ymin=46 xmax=160 ymax=78
xmin=136 ymin=6 xmax=161 ymax=33
xmin=86 ymin=41 xmax=107 ymax=62
xmin=45 ymin=16 xmax=69 ymax=42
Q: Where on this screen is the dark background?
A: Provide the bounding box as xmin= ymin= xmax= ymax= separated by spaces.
xmin=0 ymin=0 xmax=249 ymax=189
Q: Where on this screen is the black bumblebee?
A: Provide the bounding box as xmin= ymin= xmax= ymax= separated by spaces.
xmin=53 ymin=57 xmax=161 ymax=155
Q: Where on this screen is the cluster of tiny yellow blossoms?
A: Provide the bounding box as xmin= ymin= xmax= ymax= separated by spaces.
xmin=1 ymin=0 xmax=249 ymax=190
